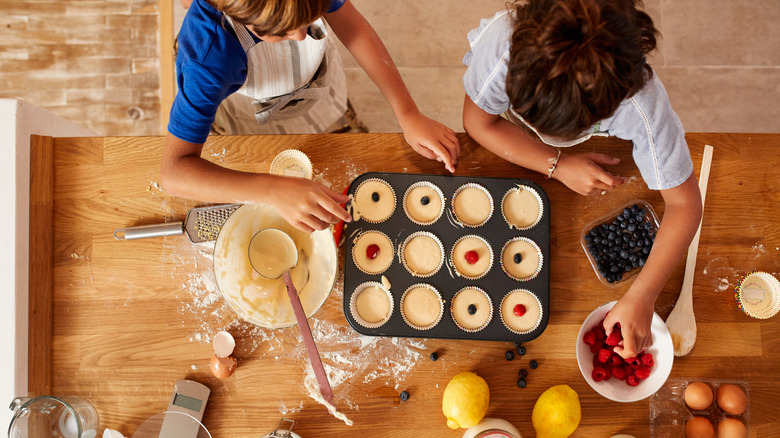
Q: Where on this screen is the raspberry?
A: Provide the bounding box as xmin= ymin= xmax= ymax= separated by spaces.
xmin=366 ymin=244 xmax=380 ymax=259
xmin=641 ymin=352 xmax=654 ymax=367
xmin=597 ymin=348 xmax=612 ymax=364
xmin=513 ymin=304 xmax=527 ymax=316
xmin=626 ymin=356 xmax=642 ymax=369
xmin=589 ymin=340 xmax=604 ymax=354
xmin=623 ymin=364 xmax=634 ymax=377
xmin=605 ymin=328 xmax=622 ymax=346
xmin=609 ymin=354 xmax=624 ymax=368
xmin=634 ymin=366 xmax=651 ymax=380
xmin=603 ymin=367 xmax=612 ymax=380
xmin=626 ymin=375 xmax=640 ymax=387
xmin=464 ymin=250 xmax=479 ymax=264
xmin=592 ymin=324 xmax=606 ymax=340
xmin=611 ymin=366 xmax=627 ymax=380
xmin=583 ymin=331 xmax=596 ymax=346
xmin=592 ymin=366 xmax=607 ymax=382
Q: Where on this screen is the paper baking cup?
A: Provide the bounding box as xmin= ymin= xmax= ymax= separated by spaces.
xmin=352 ymin=178 xmax=396 ymax=224
xmin=501 ymin=184 xmax=544 ymax=230
xmin=399 ymin=231 xmax=445 ymax=278
xmin=350 ymin=281 xmax=394 ymax=329
xmin=450 ymin=287 xmax=493 ymax=333
xmin=499 ymin=289 xmax=543 ymax=335
xmin=400 ymin=283 xmax=444 ymax=331
xmin=500 ymin=237 xmax=544 ymax=282
xmin=449 ymin=235 xmax=494 ymax=280
xmin=735 ymin=271 xmax=780 ymax=319
xmin=269 ymin=149 xmax=313 ymax=179
xmin=351 ymin=230 xmax=394 ymax=275
xmin=402 ymin=181 xmax=445 ymax=226
xmin=450 ymin=183 xmax=494 ymax=228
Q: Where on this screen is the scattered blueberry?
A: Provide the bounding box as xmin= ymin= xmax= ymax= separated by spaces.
xmin=529 ymin=359 xmax=538 ymax=369
xmin=371 ymin=192 xmax=379 ymax=202
xmin=505 ymin=351 xmax=514 ymax=361
xmin=420 ymin=196 xmax=430 ymax=205
xmin=430 ymin=352 xmax=438 ymax=361
xmin=517 ymin=379 xmax=527 ymax=388
xmin=513 ymin=253 xmax=522 ymax=264
xmin=468 ymin=304 xmax=477 ymax=315
xmin=513 ymin=341 xmax=523 ymax=348
xmin=517 ymin=346 xmax=526 ymax=356
xmin=400 ymin=390 xmax=409 ymax=401
xmin=518 ymin=369 xmax=528 ymax=379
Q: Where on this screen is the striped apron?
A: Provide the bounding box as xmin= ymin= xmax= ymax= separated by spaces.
xmin=214 ymin=17 xmax=348 ymax=135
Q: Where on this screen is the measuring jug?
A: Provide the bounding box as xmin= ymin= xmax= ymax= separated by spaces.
xmin=8 ymin=395 xmax=98 ymax=438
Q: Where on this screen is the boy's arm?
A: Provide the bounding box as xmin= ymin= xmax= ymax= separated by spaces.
xmin=325 ymin=1 xmax=460 ymax=172
xmin=160 ymin=133 xmax=351 ymax=233
xmin=603 ymin=174 xmax=702 ymax=358
xmin=463 ymin=94 xmax=626 ymax=195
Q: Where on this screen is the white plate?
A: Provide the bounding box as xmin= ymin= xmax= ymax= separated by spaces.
xmin=576 ymin=300 xmax=673 ymax=402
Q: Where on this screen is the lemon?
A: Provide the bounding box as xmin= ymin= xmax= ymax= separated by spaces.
xmin=532 ymin=385 xmax=581 ymax=438
xmin=441 ymin=371 xmax=490 ymax=429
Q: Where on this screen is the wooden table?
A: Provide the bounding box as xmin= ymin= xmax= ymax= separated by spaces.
xmin=29 ymin=133 xmax=780 ymax=437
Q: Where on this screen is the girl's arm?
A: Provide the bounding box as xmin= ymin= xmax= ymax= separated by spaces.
xmin=326 ymin=1 xmax=460 ymax=172
xmin=603 ymin=174 xmax=702 ymax=358
xmin=160 ymin=133 xmax=351 ymax=233
xmin=463 ymin=94 xmax=627 ymax=195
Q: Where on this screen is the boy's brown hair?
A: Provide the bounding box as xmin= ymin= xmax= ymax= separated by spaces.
xmin=214 ymin=0 xmax=331 ymax=37
xmin=507 ymin=0 xmax=658 ymax=139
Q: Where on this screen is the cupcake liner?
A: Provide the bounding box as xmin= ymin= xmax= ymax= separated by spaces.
xmin=353 ymin=178 xmax=396 ymax=224
xmin=350 ymin=281 xmax=394 ymax=329
xmin=734 ymin=271 xmax=780 ymax=319
xmin=501 ymin=236 xmax=543 ymax=282
xmin=269 ymin=149 xmax=313 ymax=179
xmin=450 ymin=183 xmax=494 ymax=228
xmin=399 ymin=231 xmax=444 ymax=278
xmin=402 ymin=181 xmax=445 ymax=226
xmin=351 ymin=230 xmax=394 ymax=275
xmin=499 ymin=289 xmax=543 ymax=335
xmin=449 ymin=234 xmax=494 ymax=280
xmin=400 ymin=283 xmax=444 ymax=331
xmin=450 ymin=287 xmax=493 ymax=333
xmin=501 ymin=184 xmax=544 ymax=230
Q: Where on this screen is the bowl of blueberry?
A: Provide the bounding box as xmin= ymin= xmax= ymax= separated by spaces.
xmin=580 ymin=200 xmax=660 ymax=286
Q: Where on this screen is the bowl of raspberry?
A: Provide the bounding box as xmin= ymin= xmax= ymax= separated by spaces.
xmin=576 ymin=301 xmax=674 ymax=402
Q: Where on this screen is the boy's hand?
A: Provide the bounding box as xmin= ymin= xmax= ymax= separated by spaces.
xmin=265 ymin=177 xmax=351 ymax=233
xmin=603 ymin=293 xmax=654 ymax=359
xmin=398 ymin=111 xmax=460 ymax=173
xmin=555 ymin=152 xmax=627 ymax=196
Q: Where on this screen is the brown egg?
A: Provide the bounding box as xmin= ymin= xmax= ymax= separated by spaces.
xmin=716 ymin=384 xmax=748 ymax=415
xmin=717 ymin=418 xmax=747 ymax=438
xmin=685 ymin=416 xmax=714 ymax=438
xmin=684 ymin=382 xmax=714 ymax=410
xmin=210 ymin=354 xmax=237 ymax=379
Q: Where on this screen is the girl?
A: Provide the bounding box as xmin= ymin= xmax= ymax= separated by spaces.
xmin=162 ymin=0 xmax=460 ymax=233
xmin=461 ymin=0 xmax=702 ymax=358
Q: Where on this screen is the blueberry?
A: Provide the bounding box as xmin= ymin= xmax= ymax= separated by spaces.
xmin=517 ymin=379 xmax=527 ymax=388
xmin=624 ymin=265 xmax=631 ymax=272
xmin=642 ymin=247 xmax=651 ymax=255
xmin=622 ymin=234 xmax=630 ymax=243
xmin=400 ymin=390 xmax=409 ymax=401
xmin=420 ymin=196 xmax=430 ymax=205
xmin=627 ymin=223 xmax=636 ymax=232
xmin=430 ymin=352 xmax=438 ymax=361
xmin=628 ymin=240 xmax=636 ymax=248
xmin=619 ymin=221 xmax=627 ymax=229
xmin=513 ymin=253 xmax=522 ymax=264
xmin=615 ymin=272 xmax=623 ymax=282
xmin=608 ymin=231 xmax=616 ymax=240
xmin=505 ymin=351 xmax=514 ymax=361
xmin=610 ymin=265 xmax=620 ymax=273
xmin=518 ymin=369 xmax=528 ymax=379
xmin=468 ymin=304 xmax=477 ymax=315
xmin=529 ymin=360 xmax=538 ymax=369
xmin=620 ymin=250 xmax=629 ymax=259
xmin=585 ymin=234 xmax=593 ymax=242
xmin=517 ymin=346 xmax=526 ymax=356
xmin=513 ymin=341 xmax=523 ymax=348
xmin=371 ymin=192 xmax=379 ymax=202
xmin=639 ymin=258 xmax=646 ymax=266
xmin=644 ymin=222 xmax=653 ymax=230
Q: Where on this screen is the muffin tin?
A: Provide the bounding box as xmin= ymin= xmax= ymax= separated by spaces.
xmin=343 ymin=172 xmax=550 ymax=342
xmin=649 ymin=378 xmax=750 ymax=437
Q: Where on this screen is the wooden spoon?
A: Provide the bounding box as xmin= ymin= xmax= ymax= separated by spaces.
xmin=666 ymin=145 xmax=714 ymax=356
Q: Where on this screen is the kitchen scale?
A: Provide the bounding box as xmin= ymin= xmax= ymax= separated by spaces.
xmin=131 ymin=380 xmax=211 ymax=438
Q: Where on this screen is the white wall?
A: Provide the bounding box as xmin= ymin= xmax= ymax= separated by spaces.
xmin=1 ymin=99 xmax=96 ymax=428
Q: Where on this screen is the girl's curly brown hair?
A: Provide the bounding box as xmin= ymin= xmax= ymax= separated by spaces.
xmin=213 ymin=0 xmax=331 ymax=37
xmin=506 ymin=0 xmax=658 ymax=139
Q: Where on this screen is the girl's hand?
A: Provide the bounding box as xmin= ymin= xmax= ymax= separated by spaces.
xmin=555 ymin=152 xmax=627 ymax=196
xmin=265 ymin=177 xmax=351 ymax=233
xmin=398 ymin=111 xmax=460 ymax=173
xmin=603 ymin=293 xmax=655 ymax=359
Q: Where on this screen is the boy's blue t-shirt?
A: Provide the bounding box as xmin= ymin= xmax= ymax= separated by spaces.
xmin=463 ymin=10 xmax=693 ymax=191
xmin=169 ymin=0 xmax=345 ymax=144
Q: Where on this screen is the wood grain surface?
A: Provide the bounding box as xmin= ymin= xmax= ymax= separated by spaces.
xmin=30 ymin=133 xmax=780 ymax=437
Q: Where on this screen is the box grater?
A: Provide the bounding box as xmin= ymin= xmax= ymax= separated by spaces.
xmin=114 ymin=204 xmax=242 ymax=243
